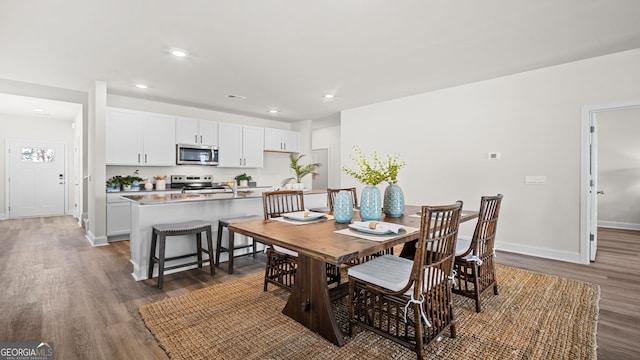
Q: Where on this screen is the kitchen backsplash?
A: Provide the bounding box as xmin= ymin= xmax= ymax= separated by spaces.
xmin=106 ymin=152 xmax=294 ymax=187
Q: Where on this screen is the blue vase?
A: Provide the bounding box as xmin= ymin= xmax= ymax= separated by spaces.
xmin=360 ymin=185 xmax=382 ymax=221
xmin=383 ymin=183 xmax=405 ymax=217
xmin=333 ymin=191 xmax=353 ymax=223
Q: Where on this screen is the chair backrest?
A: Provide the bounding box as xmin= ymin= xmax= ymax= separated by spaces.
xmin=327 ymin=188 xmax=358 ymax=211
xmin=470 ymin=194 xmax=503 ymax=259
xmin=262 ymin=190 xmax=305 ymax=219
xmin=409 ymin=201 xmax=463 ymax=297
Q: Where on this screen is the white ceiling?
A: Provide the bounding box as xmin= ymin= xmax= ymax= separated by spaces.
xmin=1 ymin=0 xmax=640 ymax=122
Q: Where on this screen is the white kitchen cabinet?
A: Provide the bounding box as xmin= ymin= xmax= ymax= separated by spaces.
xmin=106 ymin=108 xmax=176 ymax=166
xmin=264 ymin=128 xmax=300 ymax=153
xmin=107 ymin=201 xmax=131 ymax=238
xmin=176 ymin=116 xmax=218 ymax=146
xmin=218 ymin=123 xmax=264 ymax=167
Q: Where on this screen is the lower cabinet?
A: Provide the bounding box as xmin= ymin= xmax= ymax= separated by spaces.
xmin=107 ymin=195 xmax=131 ymax=240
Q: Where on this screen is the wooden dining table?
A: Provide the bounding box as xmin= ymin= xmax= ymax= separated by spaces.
xmin=228 ymin=205 xmax=479 ymax=347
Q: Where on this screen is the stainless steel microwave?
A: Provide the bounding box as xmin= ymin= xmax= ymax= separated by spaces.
xmin=176 ymin=144 xmax=219 ymax=166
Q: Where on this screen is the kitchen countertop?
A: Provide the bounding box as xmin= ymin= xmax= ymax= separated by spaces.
xmin=122 ymin=189 xmax=327 ymax=205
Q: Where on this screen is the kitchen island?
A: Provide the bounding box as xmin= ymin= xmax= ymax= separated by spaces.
xmin=123 ymin=190 xmax=328 ymax=281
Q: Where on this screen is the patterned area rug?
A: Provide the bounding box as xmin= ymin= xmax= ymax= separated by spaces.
xmin=139 ymin=264 xmax=599 ymax=359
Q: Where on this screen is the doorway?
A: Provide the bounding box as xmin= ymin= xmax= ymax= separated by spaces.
xmin=581 ymin=100 xmax=640 ymax=263
xmin=312 ymin=148 xmax=329 ymax=190
xmin=6 ymin=139 xmax=67 ymax=218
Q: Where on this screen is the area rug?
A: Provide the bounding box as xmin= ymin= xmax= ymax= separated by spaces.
xmin=139 ymin=264 xmax=599 ymax=359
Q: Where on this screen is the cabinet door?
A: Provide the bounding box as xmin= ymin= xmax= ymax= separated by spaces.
xmin=242 ymin=125 xmax=264 ymax=167
xmin=143 ymin=113 xmax=176 ymax=166
xmin=175 ymin=116 xmax=200 ymax=145
xmin=199 ymin=120 xmax=218 ymax=146
xmin=264 ymin=128 xmax=283 ymax=151
xmin=106 ymin=108 xmax=143 ymax=165
xmin=282 ymin=130 xmax=300 ymax=153
xmin=218 ymin=122 xmax=243 ymax=167
xmin=106 ymin=201 xmax=131 ymax=236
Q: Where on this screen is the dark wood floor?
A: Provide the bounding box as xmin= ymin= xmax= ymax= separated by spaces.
xmin=0 ymin=216 xmax=638 ymax=359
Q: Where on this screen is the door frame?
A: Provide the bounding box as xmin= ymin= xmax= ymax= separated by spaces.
xmin=580 ymin=100 xmax=640 ymax=264
xmin=5 ymin=138 xmax=69 ymax=219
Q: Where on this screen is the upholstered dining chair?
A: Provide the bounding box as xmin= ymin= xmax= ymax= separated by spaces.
xmin=327 ymin=187 xmax=358 ymax=210
xmin=348 ymin=201 xmax=463 ymax=360
xmin=453 ymin=194 xmax=503 ymax=313
xmin=261 ymin=190 xmax=340 ymax=291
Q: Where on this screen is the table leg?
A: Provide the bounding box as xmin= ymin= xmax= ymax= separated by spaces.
xmin=282 ymin=255 xmax=345 ymax=347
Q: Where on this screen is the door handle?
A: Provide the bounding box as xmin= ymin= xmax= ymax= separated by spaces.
xmin=597 ymin=190 xmax=604 ymax=195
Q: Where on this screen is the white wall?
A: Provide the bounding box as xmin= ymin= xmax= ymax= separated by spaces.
xmin=597 ymin=107 xmax=640 ymax=230
xmin=341 ymin=49 xmax=640 ymax=263
xmin=0 ymin=114 xmax=75 ymax=219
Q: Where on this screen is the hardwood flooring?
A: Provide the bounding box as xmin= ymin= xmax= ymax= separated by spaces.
xmin=0 ymin=216 xmax=637 ymax=359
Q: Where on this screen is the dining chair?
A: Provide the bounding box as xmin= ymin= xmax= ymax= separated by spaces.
xmin=348 ymin=201 xmax=463 ymax=360
xmin=452 ymin=194 xmax=503 ymax=313
xmin=327 ymin=187 xmax=358 ymax=210
xmin=261 ymin=190 xmax=340 ymax=291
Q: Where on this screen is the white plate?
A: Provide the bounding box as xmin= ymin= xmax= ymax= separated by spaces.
xmin=348 ymin=223 xmax=393 ymax=235
xmin=283 ymin=211 xmax=326 ymax=221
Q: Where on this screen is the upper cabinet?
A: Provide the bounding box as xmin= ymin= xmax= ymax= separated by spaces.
xmin=176 ymin=116 xmax=218 ymax=146
xmin=264 ymin=128 xmax=300 ymax=153
xmin=106 ymin=108 xmax=176 ymax=166
xmin=218 ymin=123 xmax=264 ymax=168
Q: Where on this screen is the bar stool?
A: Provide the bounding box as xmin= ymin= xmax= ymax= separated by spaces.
xmin=215 ymin=215 xmax=263 ymax=274
xmin=148 ymin=220 xmax=214 ymax=289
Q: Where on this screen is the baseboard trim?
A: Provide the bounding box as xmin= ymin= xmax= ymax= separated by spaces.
xmin=0 ymin=213 xmax=5 ymax=220
xmin=496 ymin=241 xmax=583 ymax=264
xmin=85 ymin=231 xmax=108 ymax=247
xmin=597 ymin=221 xmax=640 ymax=231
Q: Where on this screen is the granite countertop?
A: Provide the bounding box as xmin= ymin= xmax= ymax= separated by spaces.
xmin=122 ymin=189 xmax=327 ymax=205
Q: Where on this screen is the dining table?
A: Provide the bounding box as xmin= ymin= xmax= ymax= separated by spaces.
xmin=228 ymin=205 xmax=479 ymax=347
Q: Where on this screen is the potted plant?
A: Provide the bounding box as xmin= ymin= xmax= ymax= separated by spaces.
xmin=106 ymin=175 xmax=124 ymax=192
xmin=234 ymin=173 xmax=252 ymax=187
xmin=342 ymin=146 xmax=406 ymax=219
xmin=121 ymin=170 xmax=145 ymax=191
xmin=289 ymin=153 xmax=320 ymax=189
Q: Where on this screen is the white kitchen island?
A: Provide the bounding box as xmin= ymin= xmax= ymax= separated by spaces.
xmin=123 ymin=190 xmax=328 ymax=281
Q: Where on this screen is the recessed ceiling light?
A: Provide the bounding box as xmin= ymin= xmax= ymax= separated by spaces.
xmin=324 ymin=94 xmax=335 ymax=99
xmin=33 ymin=108 xmax=44 ymax=112
xmin=135 ymin=84 xmax=148 ymax=89
xmin=170 ymin=48 xmax=188 ymax=57
xmin=269 ymin=109 xmax=279 ymax=114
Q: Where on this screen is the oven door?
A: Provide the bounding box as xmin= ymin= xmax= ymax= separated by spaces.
xmin=176 ymin=144 xmax=219 ymax=166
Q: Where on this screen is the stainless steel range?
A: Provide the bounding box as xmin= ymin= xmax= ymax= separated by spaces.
xmin=170 ymin=175 xmax=232 ymax=194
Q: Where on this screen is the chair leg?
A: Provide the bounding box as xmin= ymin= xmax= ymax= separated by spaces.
xmin=205 ymin=226 xmax=214 ymax=276
xmin=157 ymin=234 xmax=166 ymax=289
xmin=148 ymin=231 xmax=157 ymax=280
xmin=264 ymin=249 xmax=270 ymax=291
xmin=227 ymin=230 xmax=235 ymax=274
xmin=252 ymin=239 xmax=257 ymax=258
xmin=472 ymin=264 xmax=482 ymax=313
xmin=414 ymin=303 xmax=425 ymax=360
xmin=215 ymin=224 xmax=224 ymax=267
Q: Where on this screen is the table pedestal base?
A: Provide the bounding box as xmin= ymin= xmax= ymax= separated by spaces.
xmin=282 ymin=255 xmax=346 ymax=346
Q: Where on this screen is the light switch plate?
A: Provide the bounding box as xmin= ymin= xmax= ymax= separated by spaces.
xmin=525 ymin=176 xmax=547 ymax=184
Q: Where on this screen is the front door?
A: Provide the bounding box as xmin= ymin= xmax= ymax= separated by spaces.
xmin=7 ymin=140 xmax=66 ymax=218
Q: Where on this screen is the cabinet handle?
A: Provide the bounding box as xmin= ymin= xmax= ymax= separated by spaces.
xmin=195 ymin=135 xmax=198 ymax=143
xmin=283 ymin=142 xmax=286 ymax=150
xmin=138 ymin=154 xmax=141 ymax=163
xmin=243 ymin=158 xmax=246 ymax=166
xmin=240 ymin=158 xmax=242 ymax=166
xmin=200 ymin=135 xmax=203 ymax=143
xmin=145 ymin=154 xmax=148 ymax=163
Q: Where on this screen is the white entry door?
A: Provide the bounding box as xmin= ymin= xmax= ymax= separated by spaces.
xmin=588 ymin=114 xmax=599 ymax=261
xmin=7 ymin=140 xmax=66 ymax=218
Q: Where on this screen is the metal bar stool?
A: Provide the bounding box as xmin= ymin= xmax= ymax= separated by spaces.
xmin=148 ymin=220 xmax=214 ymax=289
xmin=215 ymin=215 xmax=263 ymax=274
